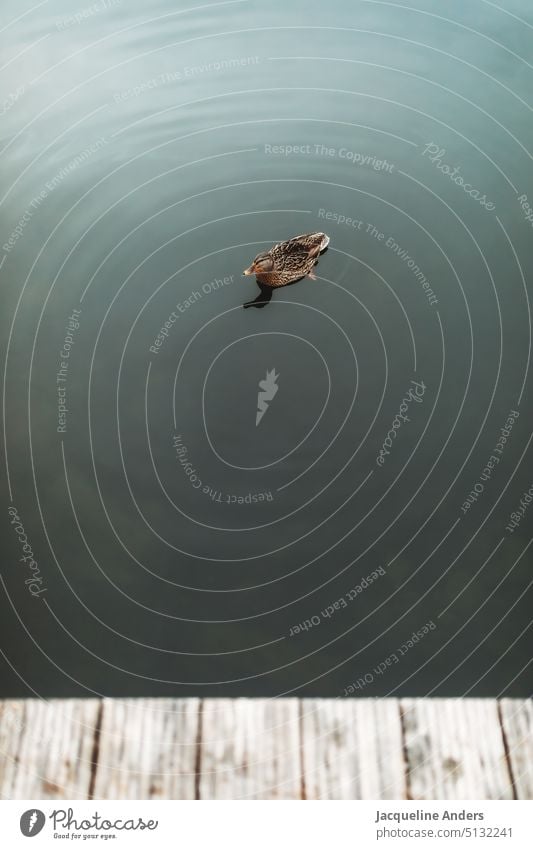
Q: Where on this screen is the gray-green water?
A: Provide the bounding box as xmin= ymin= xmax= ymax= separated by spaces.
xmin=1 ymin=0 xmax=532 ymax=697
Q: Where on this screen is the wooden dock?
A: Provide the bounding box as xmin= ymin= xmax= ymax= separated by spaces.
xmin=0 ymin=698 xmax=531 ymax=800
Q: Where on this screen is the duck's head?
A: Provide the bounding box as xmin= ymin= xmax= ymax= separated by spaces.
xmin=242 ymin=252 xmax=274 ymax=276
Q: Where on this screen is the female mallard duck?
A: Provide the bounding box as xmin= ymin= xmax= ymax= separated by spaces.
xmin=243 ymin=232 xmax=330 ymax=287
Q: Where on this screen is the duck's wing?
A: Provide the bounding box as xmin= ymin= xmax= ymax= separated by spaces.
xmin=279 ymin=232 xmax=328 ymax=258
xmin=271 ymin=238 xmax=314 ymax=267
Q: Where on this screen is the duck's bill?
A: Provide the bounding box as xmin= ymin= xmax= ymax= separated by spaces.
xmin=242 ymin=265 xmax=255 ymax=276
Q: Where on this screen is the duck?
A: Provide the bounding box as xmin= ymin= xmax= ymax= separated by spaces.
xmin=242 ymin=232 xmax=330 ymax=288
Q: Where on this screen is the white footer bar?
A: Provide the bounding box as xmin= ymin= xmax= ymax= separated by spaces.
xmin=1 ymin=800 xmax=531 ymax=848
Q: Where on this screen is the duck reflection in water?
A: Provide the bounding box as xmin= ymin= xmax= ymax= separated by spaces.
xmin=243 ymin=281 xmax=274 ymax=309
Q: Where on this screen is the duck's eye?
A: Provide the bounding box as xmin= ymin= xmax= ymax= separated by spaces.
xmin=256 ymin=254 xmax=273 ymax=270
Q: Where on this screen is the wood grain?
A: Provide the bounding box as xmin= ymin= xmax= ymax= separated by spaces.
xmin=198 ymin=698 xmax=300 ymax=799
xmin=400 ymin=698 xmax=514 ymax=800
xmin=300 ymin=698 xmax=406 ymax=799
xmin=0 ymin=699 xmax=100 ymax=799
xmin=499 ymin=698 xmax=533 ymax=800
xmin=1 ymin=698 xmax=531 ymax=799
xmin=91 ymin=698 xmax=200 ymax=799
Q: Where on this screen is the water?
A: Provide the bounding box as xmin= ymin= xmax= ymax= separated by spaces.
xmin=1 ymin=0 xmax=532 ymax=698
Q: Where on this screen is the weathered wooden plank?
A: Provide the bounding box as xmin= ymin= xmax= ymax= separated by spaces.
xmin=300 ymin=698 xmax=406 ymax=799
xmin=198 ymin=698 xmax=301 ymax=799
xmin=91 ymin=698 xmax=199 ymax=799
xmin=401 ymin=698 xmax=514 ymax=799
xmin=1 ymin=698 xmax=530 ymax=800
xmin=499 ymin=698 xmax=533 ymax=799
xmin=0 ymin=701 xmax=21 ymax=797
xmin=0 ymin=699 xmax=100 ymax=799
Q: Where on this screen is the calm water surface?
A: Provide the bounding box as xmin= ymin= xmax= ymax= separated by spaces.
xmin=1 ymin=0 xmax=532 ymax=697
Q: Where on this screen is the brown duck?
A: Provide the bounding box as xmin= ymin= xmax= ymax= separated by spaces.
xmin=242 ymin=232 xmax=330 ymax=308
xmin=243 ymin=232 xmax=330 ymax=287
xmin=243 ymin=233 xmax=329 ymax=286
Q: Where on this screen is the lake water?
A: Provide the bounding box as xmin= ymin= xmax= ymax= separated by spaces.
xmin=1 ymin=0 xmax=532 ymax=698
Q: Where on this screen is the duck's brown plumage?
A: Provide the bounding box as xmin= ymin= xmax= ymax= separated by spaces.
xmin=243 ymin=232 xmax=330 ymax=287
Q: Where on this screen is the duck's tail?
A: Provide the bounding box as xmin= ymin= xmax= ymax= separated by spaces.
xmin=306 ymin=232 xmax=330 ymax=259
xmin=318 ymin=233 xmax=330 ymax=251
